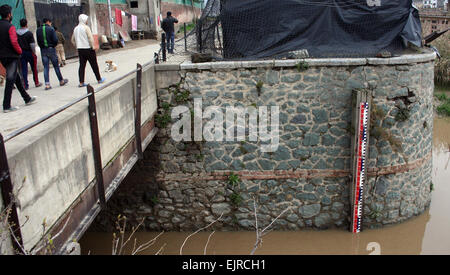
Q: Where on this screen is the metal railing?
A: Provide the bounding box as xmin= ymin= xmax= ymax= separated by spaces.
xmin=0 ymin=60 xmax=154 ymax=253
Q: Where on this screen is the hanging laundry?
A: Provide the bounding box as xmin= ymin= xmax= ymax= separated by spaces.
xmin=132 ymin=15 xmax=138 ymax=31
xmin=115 ymin=8 xmax=122 ymax=27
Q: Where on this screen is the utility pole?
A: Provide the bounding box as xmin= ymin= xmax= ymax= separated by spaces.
xmin=107 ymin=0 xmax=114 ymax=36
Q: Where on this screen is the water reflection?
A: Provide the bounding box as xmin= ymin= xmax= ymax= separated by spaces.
xmin=79 ymin=118 xmax=450 ymax=255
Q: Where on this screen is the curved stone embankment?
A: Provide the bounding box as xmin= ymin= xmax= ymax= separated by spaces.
xmin=94 ymin=51 xmax=436 ymax=231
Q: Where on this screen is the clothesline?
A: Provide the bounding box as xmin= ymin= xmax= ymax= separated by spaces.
xmin=114 ymin=8 xmax=138 ymax=31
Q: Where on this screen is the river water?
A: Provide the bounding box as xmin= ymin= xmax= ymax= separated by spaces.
xmin=79 ymin=117 xmax=450 ymax=255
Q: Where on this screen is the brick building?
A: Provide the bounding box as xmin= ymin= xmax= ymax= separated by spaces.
xmin=419 ymin=1 xmax=450 ymax=35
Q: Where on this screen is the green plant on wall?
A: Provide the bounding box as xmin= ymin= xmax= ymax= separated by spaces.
xmin=155 ymin=112 xmax=171 ymax=129
xmin=230 ymin=192 xmax=243 ymax=206
xmin=394 ymin=107 xmax=410 ymax=122
xmin=296 ymin=61 xmax=309 ymax=72
xmin=368 ymin=208 xmax=383 ymax=220
xmin=256 ymin=81 xmax=264 ymax=96
xmin=169 ymin=81 xmax=191 ymax=104
xmin=227 ymin=173 xmax=243 ymax=207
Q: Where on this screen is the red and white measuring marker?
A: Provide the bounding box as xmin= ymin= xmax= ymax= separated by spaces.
xmin=351 ymin=102 xmax=369 ymax=233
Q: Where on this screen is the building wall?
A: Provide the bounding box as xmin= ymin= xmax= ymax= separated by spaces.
xmin=420 ymin=9 xmax=450 ymax=35
xmin=91 ymin=52 xmax=436 ymax=232
xmin=95 ymin=3 xmax=131 ymax=39
xmin=160 ymin=0 xmax=201 ymax=31
xmin=128 ymin=0 xmax=161 ymax=33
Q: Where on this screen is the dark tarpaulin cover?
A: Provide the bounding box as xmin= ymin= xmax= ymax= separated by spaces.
xmin=220 ymin=0 xmax=422 ymax=59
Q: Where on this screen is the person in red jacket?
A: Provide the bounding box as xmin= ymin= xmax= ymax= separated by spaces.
xmin=0 ymin=5 xmax=36 ymax=113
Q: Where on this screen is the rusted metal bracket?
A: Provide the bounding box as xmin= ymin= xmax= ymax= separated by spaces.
xmin=86 ymin=86 xmax=106 ymax=208
xmin=0 ymin=133 xmax=24 ymax=253
xmin=135 ymin=64 xmax=143 ymax=160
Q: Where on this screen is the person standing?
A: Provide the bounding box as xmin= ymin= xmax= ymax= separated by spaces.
xmin=0 ymin=5 xmax=36 ymax=113
xmin=71 ymin=14 xmax=105 ymax=87
xmin=36 ymin=18 xmax=68 ymax=90
xmin=54 ymin=26 xmax=66 ymax=67
xmin=17 ymin=18 xmax=42 ymax=90
xmin=161 ymin=11 xmax=178 ymax=54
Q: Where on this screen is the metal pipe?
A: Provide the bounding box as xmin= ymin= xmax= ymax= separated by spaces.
xmin=4 ymin=94 xmax=91 ymax=142
xmin=5 ymin=63 xmax=153 ymax=143
xmin=107 ymin=0 xmax=114 ymax=37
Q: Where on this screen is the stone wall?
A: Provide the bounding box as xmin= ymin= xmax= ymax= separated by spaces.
xmin=92 ymin=52 xmax=436 ymax=232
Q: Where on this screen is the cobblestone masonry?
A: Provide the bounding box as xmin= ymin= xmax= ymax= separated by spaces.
xmin=92 ymin=52 xmax=436 ymax=232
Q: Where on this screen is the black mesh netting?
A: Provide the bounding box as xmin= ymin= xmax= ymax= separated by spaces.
xmin=162 ymin=0 xmax=422 ymax=61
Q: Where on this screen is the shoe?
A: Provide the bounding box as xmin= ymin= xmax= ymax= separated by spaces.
xmin=35 ymin=83 xmax=42 ymax=88
xmin=24 ymin=85 xmax=29 ymax=90
xmin=45 ymin=86 xmax=52 ymax=90
xmin=60 ymin=79 xmax=69 ymax=86
xmin=3 ymin=106 xmax=19 ymax=113
xmin=26 ymin=96 xmax=37 ymax=106
xmin=98 ymin=77 xmax=106 ymax=84
xmin=78 ymin=83 xmax=88 ymax=88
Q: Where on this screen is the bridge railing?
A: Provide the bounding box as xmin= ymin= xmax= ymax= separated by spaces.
xmin=0 ymin=60 xmax=157 ymax=254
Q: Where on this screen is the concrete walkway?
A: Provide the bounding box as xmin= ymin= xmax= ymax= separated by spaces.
xmin=0 ymin=40 xmax=162 ymax=138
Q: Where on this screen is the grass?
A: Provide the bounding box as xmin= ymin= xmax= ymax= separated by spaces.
xmin=177 ymin=22 xmax=196 ymax=34
xmin=435 ymin=85 xmax=450 ymax=116
xmin=430 ymin=34 xmax=450 ymax=86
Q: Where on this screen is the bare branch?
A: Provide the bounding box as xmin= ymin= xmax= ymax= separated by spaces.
xmin=155 ymin=243 xmax=167 ymax=255
xmin=119 ymin=217 xmax=145 ymax=254
xmin=204 ymin=231 xmax=215 ymax=255
xmin=31 ymin=210 xmax=73 ymax=255
xmin=180 ymin=212 xmax=224 ymax=255
xmin=132 ymin=231 xmax=164 ymax=255
xmin=250 ymin=199 xmax=291 ymax=255
xmin=261 ymin=207 xmax=291 ymax=237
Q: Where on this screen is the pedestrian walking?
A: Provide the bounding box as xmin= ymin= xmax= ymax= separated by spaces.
xmin=0 ymin=5 xmax=36 ymax=113
xmin=71 ymin=14 xmax=105 ymax=88
xmin=54 ymin=26 xmax=66 ymax=67
xmin=36 ymin=18 xmax=68 ymax=90
xmin=161 ymin=11 xmax=178 ymax=54
xmin=17 ymin=18 xmax=42 ymax=90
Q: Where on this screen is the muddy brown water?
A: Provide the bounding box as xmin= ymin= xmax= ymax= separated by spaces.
xmin=79 ymin=117 xmax=450 ymax=255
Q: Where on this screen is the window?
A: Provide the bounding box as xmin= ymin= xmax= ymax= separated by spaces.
xmin=130 ymin=1 xmax=138 ymax=8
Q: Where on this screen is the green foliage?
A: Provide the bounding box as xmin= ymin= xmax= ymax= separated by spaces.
xmin=150 ymin=195 xmax=159 ymax=205
xmin=436 ymin=92 xmax=448 ymax=102
xmin=394 ymin=107 xmax=410 ymax=122
xmin=177 ymin=21 xmax=196 ymax=34
xmin=256 ymin=81 xmax=264 ymax=96
xmin=239 ymin=146 xmax=249 ymax=155
xmin=168 ymin=81 xmax=191 ymax=104
xmin=369 ymin=208 xmax=382 ymax=220
xmin=175 ymin=89 xmax=191 ymax=103
xmin=228 ymin=173 xmax=241 ymax=188
xmin=196 ymin=154 xmax=204 ymax=161
xmin=155 ymin=113 xmax=171 ymax=128
xmin=230 ymin=192 xmax=243 ymax=206
xmin=161 ymin=102 xmax=171 ymax=111
xmin=296 ymin=61 xmax=309 ymax=72
xmin=227 ymin=173 xmax=243 ymax=207
xmin=435 ymin=92 xmax=450 ymax=116
xmin=437 ymin=104 xmax=450 ymax=116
